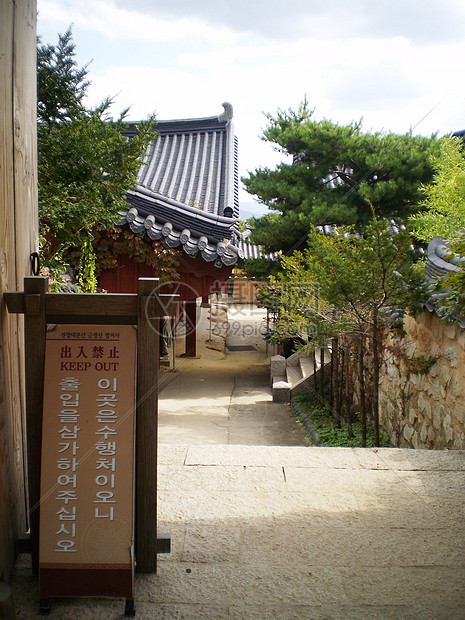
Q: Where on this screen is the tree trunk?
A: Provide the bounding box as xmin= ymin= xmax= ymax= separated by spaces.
xmin=372 ymin=313 xmax=380 ymax=446
xmin=330 ymin=339 xmax=334 ymax=406
xmin=320 ymin=346 xmax=325 ymax=399
xmin=345 ymin=348 xmax=353 ymax=438
xmin=332 ymin=337 xmax=339 ymax=426
xmin=359 ymin=334 xmax=367 ymax=447
xmin=337 ymin=345 xmax=344 ymax=428
xmin=312 ymin=348 xmax=317 ymax=393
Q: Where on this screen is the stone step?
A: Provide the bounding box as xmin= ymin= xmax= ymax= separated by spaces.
xmin=272 ymin=375 xmax=291 ymax=403
xmin=290 ymin=348 xmax=332 ymax=399
xmin=271 ymin=348 xmax=332 ymax=403
xmin=299 ymin=356 xmax=315 ymax=378
xmin=286 ymin=365 xmax=303 ymax=387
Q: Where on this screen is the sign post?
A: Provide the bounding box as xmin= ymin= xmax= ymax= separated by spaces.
xmin=5 ymin=277 xmax=178 ymax=616
xmin=39 ymin=324 xmax=137 ymax=601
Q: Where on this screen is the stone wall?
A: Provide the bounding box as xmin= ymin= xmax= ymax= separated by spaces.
xmin=379 ymin=311 xmax=465 ymax=449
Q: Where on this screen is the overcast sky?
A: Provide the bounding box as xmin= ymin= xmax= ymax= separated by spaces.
xmin=37 ymin=0 xmax=465 ymax=209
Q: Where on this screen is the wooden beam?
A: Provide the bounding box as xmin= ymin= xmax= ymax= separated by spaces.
xmin=5 ymin=291 xmax=178 ymax=322
xmin=23 ymin=276 xmax=48 ymax=574
xmin=46 ymin=293 xmax=138 ymax=318
xmin=3 ymin=292 xmax=25 ymax=314
xmin=135 ymin=278 xmax=160 ymax=573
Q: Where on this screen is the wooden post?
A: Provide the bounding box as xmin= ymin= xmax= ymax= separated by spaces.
xmin=24 ymin=276 xmax=48 ymax=574
xmin=185 ymin=300 xmax=197 ymax=358
xmin=0 ymin=0 xmax=38 ymax=580
xmin=136 ymin=278 xmax=160 ymax=573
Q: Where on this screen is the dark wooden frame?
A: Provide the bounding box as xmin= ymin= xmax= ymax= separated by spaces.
xmin=5 ymin=276 xmax=178 ymax=577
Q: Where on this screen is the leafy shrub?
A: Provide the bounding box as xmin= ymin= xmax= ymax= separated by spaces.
xmin=294 ymin=394 xmax=390 ymax=448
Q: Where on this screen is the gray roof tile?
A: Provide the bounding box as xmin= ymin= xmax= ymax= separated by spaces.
xmin=121 ymin=103 xmax=240 ymax=265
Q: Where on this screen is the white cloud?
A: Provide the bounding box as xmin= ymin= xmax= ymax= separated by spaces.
xmin=39 ymin=0 xmax=242 ymax=44
xmin=106 ymin=0 xmax=465 ymax=44
xmin=37 ymin=0 xmax=465 ymax=202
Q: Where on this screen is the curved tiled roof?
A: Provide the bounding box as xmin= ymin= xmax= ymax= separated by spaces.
xmin=238 ymin=240 xmax=278 ymax=261
xmin=120 ymin=103 xmax=241 ymax=266
xmin=425 ymin=236 xmax=462 ymax=279
xmin=424 ymin=237 xmax=465 ymax=328
xmin=315 ymin=220 xmax=407 ymax=239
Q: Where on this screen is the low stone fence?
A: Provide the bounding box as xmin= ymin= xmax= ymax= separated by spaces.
xmin=379 ymin=311 xmax=465 ymax=449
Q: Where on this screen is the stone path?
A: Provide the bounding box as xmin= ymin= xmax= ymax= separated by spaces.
xmin=10 ymin=304 xmax=465 ymax=618
xmin=158 ymin=303 xmax=309 ymax=447
xmin=12 ymin=446 xmax=465 ymax=618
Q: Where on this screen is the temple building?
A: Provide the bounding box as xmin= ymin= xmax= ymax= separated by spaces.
xmin=98 ymin=102 xmax=244 ymax=356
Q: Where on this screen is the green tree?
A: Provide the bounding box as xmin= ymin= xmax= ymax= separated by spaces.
xmin=37 ymin=27 xmax=89 ymax=125
xmin=37 ymin=28 xmax=157 ymax=290
xmin=409 ymin=135 xmax=465 ymax=320
xmin=269 ymin=219 xmax=424 ymax=446
xmin=242 ymin=101 xmax=440 ymax=255
xmin=409 ymin=136 xmax=465 ymax=242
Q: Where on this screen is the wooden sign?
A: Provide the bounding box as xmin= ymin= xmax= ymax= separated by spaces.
xmin=39 ymin=324 xmax=136 ymax=599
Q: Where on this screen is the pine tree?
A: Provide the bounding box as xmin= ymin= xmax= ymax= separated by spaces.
xmin=242 ymin=101 xmax=440 ymax=255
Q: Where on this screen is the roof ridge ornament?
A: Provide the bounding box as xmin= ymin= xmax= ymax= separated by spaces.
xmin=218 ymin=102 xmax=233 ymax=122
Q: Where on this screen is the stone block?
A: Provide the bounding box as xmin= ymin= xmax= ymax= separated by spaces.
xmin=427 ymin=426 xmax=435 ymax=443
xmin=420 ymin=422 xmax=428 ymax=444
xmin=432 ymin=403 xmax=445 ymax=430
xmin=417 ymin=324 xmax=433 ymax=351
xmin=453 ymin=427 xmax=465 ymax=449
xmin=417 ymin=392 xmax=431 ymax=417
xmin=270 ymin=355 xmax=286 ymax=378
xmin=404 ymin=339 xmax=417 ymax=358
xmin=443 ymin=324 xmax=458 ymax=340
xmin=440 ymin=365 xmax=451 ymax=388
xmin=386 ymin=362 xmax=398 ymax=379
xmin=458 ymin=330 xmax=465 ymax=351
xmin=444 ymin=344 xmax=458 ymax=368
xmin=286 ymin=352 xmax=301 ymax=367
xmin=423 ymin=378 xmax=434 ymax=397
xmin=403 ymin=425 xmax=414 ymax=443
xmin=421 ymin=310 xmax=434 ymax=330
xmin=406 ymin=316 xmax=418 ymax=339
xmin=272 ymin=378 xmax=290 ymax=403
xmin=443 ymin=414 xmax=453 ymax=443
xmin=408 ymin=407 xmax=418 ymax=426
xmin=432 ymin=382 xmax=442 ymax=401
xmin=432 ymin=316 xmax=442 ymax=340
xmin=450 ymin=374 xmax=464 ymax=399
xmin=453 ymin=403 xmax=465 ymax=425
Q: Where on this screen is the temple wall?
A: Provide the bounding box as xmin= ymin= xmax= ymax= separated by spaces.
xmin=378 ymin=311 xmax=465 ymax=449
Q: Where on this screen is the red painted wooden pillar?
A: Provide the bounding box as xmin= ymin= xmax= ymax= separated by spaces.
xmin=185 ymin=300 xmax=197 ymax=357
